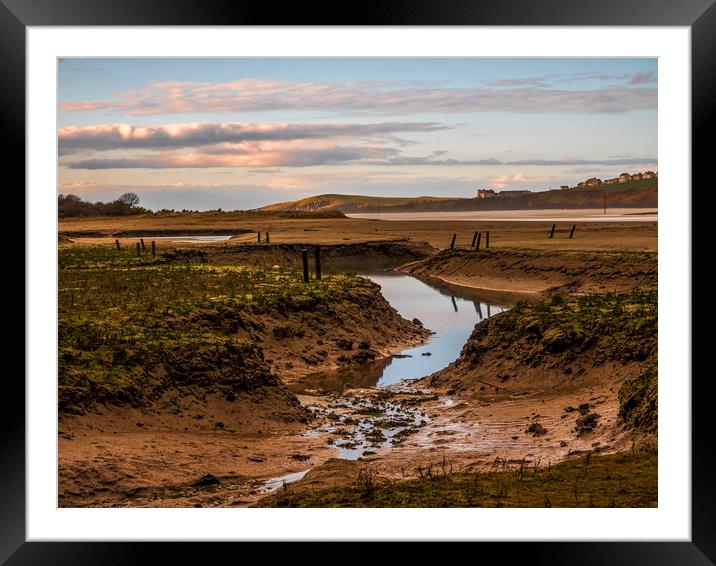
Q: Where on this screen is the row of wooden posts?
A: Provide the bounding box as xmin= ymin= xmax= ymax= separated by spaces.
xmin=450 ymin=231 xmax=490 ymax=250
xmin=449 ymin=224 xmax=578 ymax=248
xmin=114 ymin=236 xmax=322 ymax=283
xmin=115 ymin=238 xmax=157 ymax=257
xmin=549 ymin=224 xmax=578 ymax=239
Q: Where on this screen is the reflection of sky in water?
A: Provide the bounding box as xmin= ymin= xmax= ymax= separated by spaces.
xmin=359 ymin=273 xmax=507 ymax=386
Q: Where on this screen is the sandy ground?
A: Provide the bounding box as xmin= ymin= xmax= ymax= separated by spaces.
xmin=400 ymin=248 xmax=657 ymax=295
xmin=288 ymin=375 xmax=634 ymax=494
xmin=59 ymin=213 xmax=657 ymax=252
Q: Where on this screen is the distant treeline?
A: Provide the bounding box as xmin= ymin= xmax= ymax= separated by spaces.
xmin=58 ymin=193 xmax=147 ymax=218
xmin=58 ymin=193 xmax=348 ymax=219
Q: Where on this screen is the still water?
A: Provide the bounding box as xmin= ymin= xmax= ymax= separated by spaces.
xmin=131 ymin=235 xmax=233 ymax=243
xmin=362 ymin=272 xmax=507 ymax=386
xmin=293 ymin=272 xmax=507 ymax=393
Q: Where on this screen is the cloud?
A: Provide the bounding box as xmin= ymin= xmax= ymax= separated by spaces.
xmin=487 ymin=78 xmax=546 ymax=87
xmin=59 ymin=78 xmax=657 ymax=116
xmin=58 ymin=180 xmax=99 ymax=190
xmin=58 ymin=121 xmax=450 ymax=152
xmin=64 ymin=146 xmax=657 ymax=170
xmin=629 ymin=70 xmax=657 ymax=85
xmin=63 ymin=143 xmax=402 ymax=169
xmin=488 ymin=173 xmax=565 ymax=189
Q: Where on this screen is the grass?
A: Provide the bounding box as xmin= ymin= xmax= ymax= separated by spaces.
xmin=58 ymin=245 xmax=372 ymax=410
xmin=260 ymin=448 xmax=657 ymax=507
xmin=509 ymin=287 xmax=657 ymax=365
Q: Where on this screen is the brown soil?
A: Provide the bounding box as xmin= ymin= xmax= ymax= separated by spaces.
xmin=400 ymin=248 xmax=656 ymax=295
xmin=241 ymin=281 xmax=431 ymax=383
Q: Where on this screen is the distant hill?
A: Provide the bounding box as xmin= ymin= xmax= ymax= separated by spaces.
xmin=258 ymin=178 xmax=657 ymax=213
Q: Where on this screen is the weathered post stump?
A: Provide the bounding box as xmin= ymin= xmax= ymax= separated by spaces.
xmin=302 ymin=249 xmax=309 ymax=282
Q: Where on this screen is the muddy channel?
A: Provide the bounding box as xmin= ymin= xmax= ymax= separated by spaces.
xmin=263 ymin=271 xmax=510 ymax=492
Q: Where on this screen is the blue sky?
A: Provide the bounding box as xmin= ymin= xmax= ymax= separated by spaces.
xmin=58 ymin=58 xmax=657 ymax=210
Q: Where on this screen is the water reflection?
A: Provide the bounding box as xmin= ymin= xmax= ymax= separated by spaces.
xmin=291 ymin=272 xmax=509 ymax=393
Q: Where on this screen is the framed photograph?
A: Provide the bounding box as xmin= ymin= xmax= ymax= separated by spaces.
xmin=8 ymin=0 xmax=710 ymax=562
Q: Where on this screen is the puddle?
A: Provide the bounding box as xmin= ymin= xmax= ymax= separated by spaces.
xmin=302 ymin=391 xmax=431 ymax=460
xmin=260 ymin=470 xmax=309 ymax=493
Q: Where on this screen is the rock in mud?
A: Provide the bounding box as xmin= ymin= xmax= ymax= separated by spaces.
xmin=526 ymin=423 xmax=547 ymax=436
xmin=575 ymin=413 xmax=600 ymax=436
xmin=194 ymin=473 xmax=220 ymax=487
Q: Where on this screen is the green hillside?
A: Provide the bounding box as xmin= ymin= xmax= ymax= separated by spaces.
xmin=258 ymin=178 xmax=657 ymax=213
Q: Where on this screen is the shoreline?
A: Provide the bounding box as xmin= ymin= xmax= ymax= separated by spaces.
xmin=347 ymin=208 xmax=658 ymax=222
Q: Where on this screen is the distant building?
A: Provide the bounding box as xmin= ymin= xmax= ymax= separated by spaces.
xmin=604 ymin=178 xmax=619 ymax=184
xmin=477 ymin=189 xmax=497 ymax=198
xmin=643 ymin=171 xmax=656 ymax=179
xmin=577 ymin=181 xmax=585 ymax=188
xmin=560 ymin=185 xmax=570 ymax=190
xmin=584 ymin=178 xmax=603 ymax=186
xmin=632 ymin=172 xmax=643 ymax=181
xmin=619 ymin=172 xmax=632 ymax=183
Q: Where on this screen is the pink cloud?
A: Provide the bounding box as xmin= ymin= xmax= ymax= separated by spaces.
xmin=59 ymin=78 xmax=657 ymax=116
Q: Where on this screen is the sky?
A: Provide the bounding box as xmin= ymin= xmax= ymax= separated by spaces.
xmin=58 ymin=58 xmax=657 ymax=211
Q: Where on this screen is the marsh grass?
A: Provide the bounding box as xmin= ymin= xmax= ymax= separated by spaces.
xmin=262 ymin=448 xmax=657 ymax=508
xmin=58 ymin=246 xmax=371 ymax=409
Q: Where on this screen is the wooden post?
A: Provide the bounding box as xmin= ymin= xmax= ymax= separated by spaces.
xmin=568 ymin=225 xmax=576 ymax=239
xmin=451 ymin=296 xmax=458 ymax=312
xmin=315 ymin=245 xmax=322 ymax=280
xmin=449 ymin=233 xmax=457 ymax=250
xmin=603 ymin=195 xmax=607 ymax=215
xmin=257 ymin=231 xmax=261 ymax=243
xmin=136 ymin=242 xmax=141 ymax=257
xmin=549 ymin=224 xmax=556 ymax=238
xmin=471 ymin=231 xmax=478 ymax=248
xmin=266 ymin=232 xmax=270 ymax=243
xmin=476 ymin=232 xmax=481 ymax=250
xmin=151 ymin=240 xmax=156 ymax=256
xmin=140 ymin=238 xmax=146 ymax=250
xmin=485 ymin=231 xmax=490 ymax=249
xmin=301 ymin=249 xmax=309 ymax=282
xmin=115 ymin=239 xmax=121 ymax=250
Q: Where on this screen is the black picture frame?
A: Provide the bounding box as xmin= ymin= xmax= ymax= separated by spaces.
xmin=6 ymin=0 xmax=711 ymax=563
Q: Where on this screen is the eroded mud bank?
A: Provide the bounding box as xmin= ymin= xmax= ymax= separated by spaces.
xmin=400 ymin=248 xmax=657 ymax=295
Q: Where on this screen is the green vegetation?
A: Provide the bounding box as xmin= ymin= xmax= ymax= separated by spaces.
xmin=259 ymin=448 xmax=657 ymax=507
xmin=58 ymin=245 xmax=370 ymax=412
